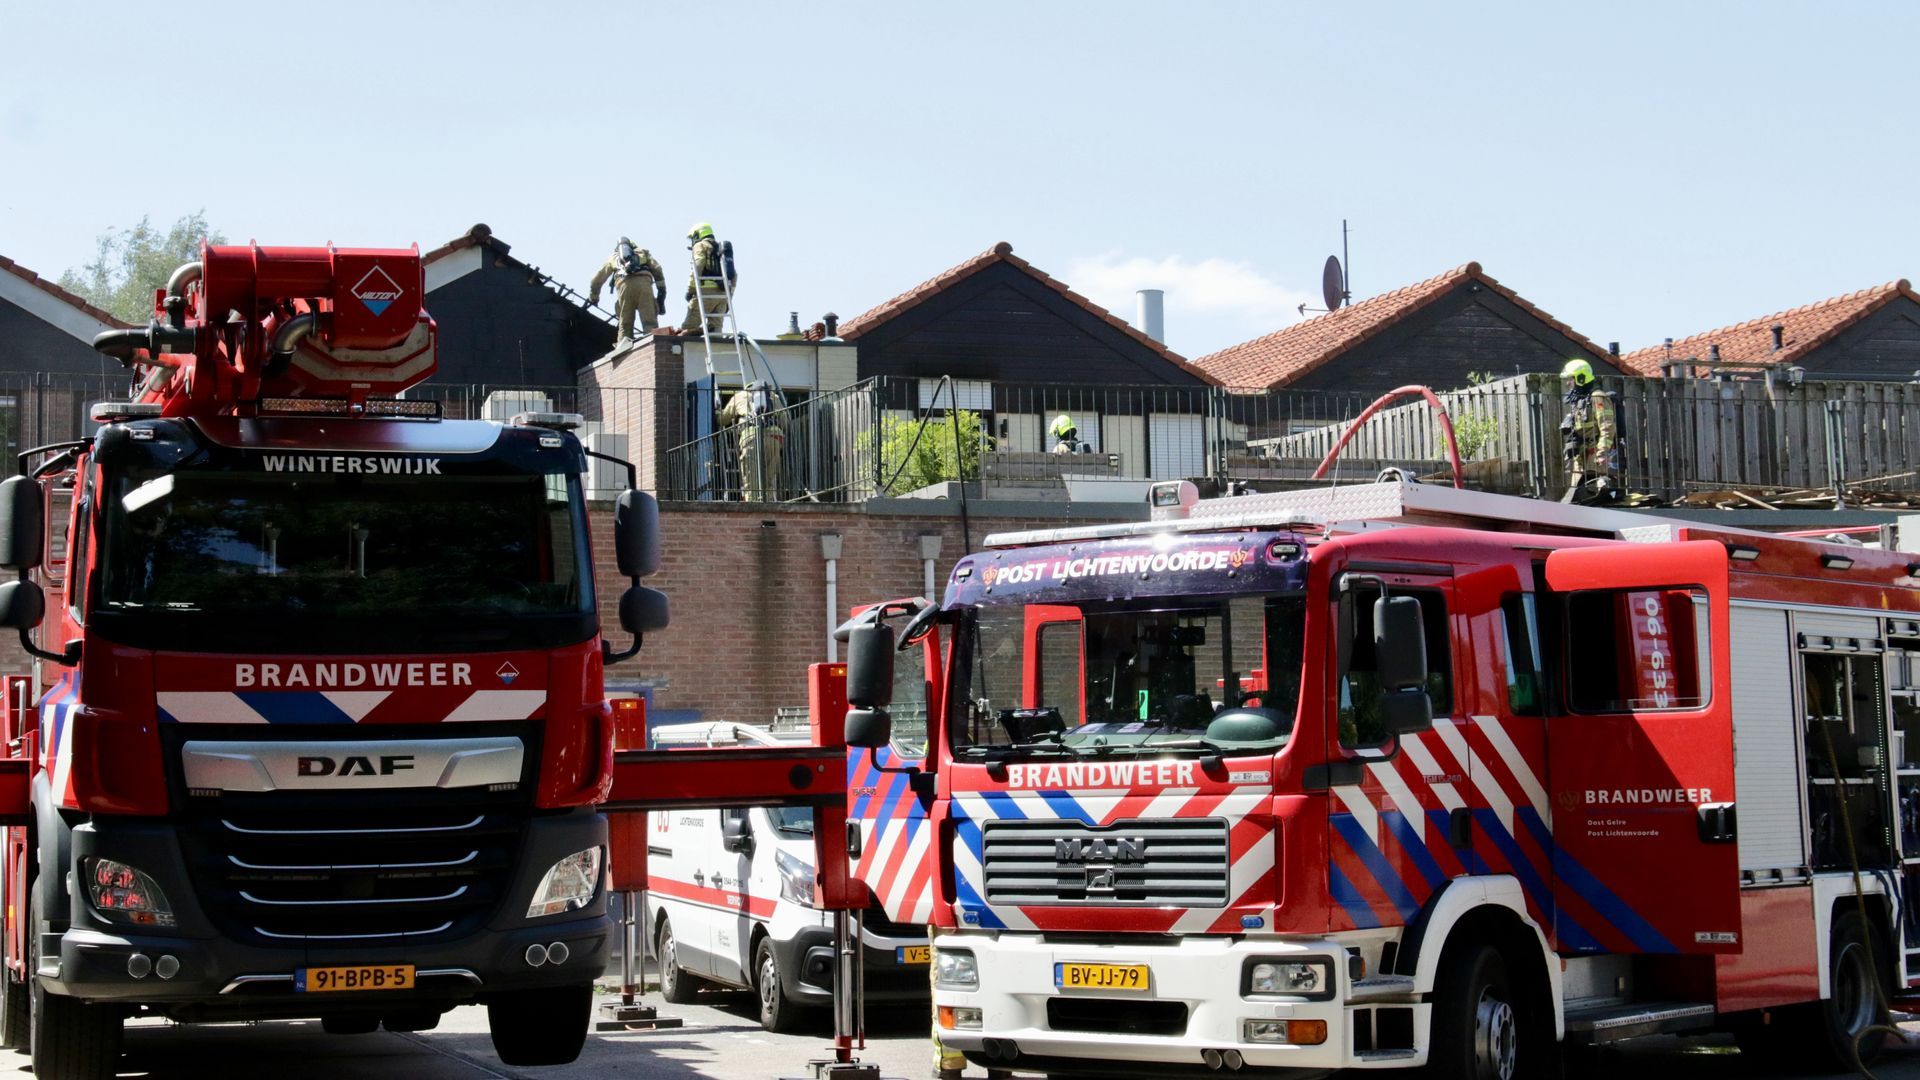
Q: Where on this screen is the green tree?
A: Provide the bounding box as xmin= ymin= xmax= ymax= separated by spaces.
xmin=1449 ymin=371 xmax=1502 ymax=461
xmin=58 ymin=212 xmax=225 ymax=325
xmin=869 ymin=410 xmax=992 ymax=495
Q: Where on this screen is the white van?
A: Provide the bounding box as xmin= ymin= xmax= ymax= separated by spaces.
xmin=644 ymin=722 xmax=931 ymax=1032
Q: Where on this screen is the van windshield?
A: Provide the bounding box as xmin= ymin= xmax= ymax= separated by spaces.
xmin=947 ymin=594 xmax=1306 ymax=756
xmin=770 ymin=807 xmax=813 ymax=835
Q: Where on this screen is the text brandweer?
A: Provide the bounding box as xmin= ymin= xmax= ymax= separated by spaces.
xmin=261 ymin=455 xmax=443 ymax=474
xmin=235 ymin=662 xmax=473 ymax=688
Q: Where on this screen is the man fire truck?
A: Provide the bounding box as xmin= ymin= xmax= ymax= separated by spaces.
xmin=841 ymin=478 xmax=1918 ymax=1078
xmin=0 ymin=244 xmax=667 ymax=1078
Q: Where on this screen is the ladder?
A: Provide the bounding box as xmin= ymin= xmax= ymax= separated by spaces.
xmin=688 ymin=240 xmax=787 ymax=410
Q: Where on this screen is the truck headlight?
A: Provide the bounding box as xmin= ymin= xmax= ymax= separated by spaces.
xmin=776 ymin=849 xmax=817 ymax=908
xmin=1245 ymin=957 xmax=1332 ymax=998
xmin=527 ymin=847 xmax=602 ymax=918
xmin=934 ymin=949 xmax=978 ymax=990
xmin=85 ymin=858 xmax=175 ymax=928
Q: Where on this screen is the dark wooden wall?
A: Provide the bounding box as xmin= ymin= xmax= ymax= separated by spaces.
xmin=425 ymin=260 xmax=614 ymax=388
xmin=853 ymin=262 xmax=1205 ymax=386
xmin=0 ymin=301 xmax=118 ymax=376
xmin=1797 ymin=299 xmax=1920 ymax=381
xmin=1287 ymin=283 xmax=1624 ymax=398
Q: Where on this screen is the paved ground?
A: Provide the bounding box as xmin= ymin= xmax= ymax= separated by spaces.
xmin=2 ymin=986 xmax=1919 ymax=1078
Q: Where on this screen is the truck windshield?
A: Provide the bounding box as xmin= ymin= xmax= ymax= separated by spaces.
xmin=948 ymin=594 xmax=1306 ymax=756
xmin=95 ymin=468 xmax=595 ymax=654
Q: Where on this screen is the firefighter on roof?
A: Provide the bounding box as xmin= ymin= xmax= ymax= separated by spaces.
xmin=1559 ymin=357 xmax=1620 ymax=504
xmin=588 ymin=237 xmax=667 ymax=340
xmin=721 ymin=380 xmax=783 ymax=501
xmin=681 ymin=222 xmax=736 ymax=334
xmin=1050 ymin=414 xmax=1083 ymax=454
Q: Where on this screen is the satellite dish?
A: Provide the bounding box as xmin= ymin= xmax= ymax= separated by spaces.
xmin=1321 ymin=255 xmax=1346 ymax=312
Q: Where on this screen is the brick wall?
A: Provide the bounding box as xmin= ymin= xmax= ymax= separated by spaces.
xmin=597 ymin=502 xmax=1124 ymax=723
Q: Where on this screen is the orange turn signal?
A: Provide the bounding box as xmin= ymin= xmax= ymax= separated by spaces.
xmin=1288 ymin=1019 xmax=1328 ymax=1045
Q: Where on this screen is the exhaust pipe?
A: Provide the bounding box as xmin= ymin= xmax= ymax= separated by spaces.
xmin=1222 ymin=1049 xmax=1244 ymax=1070
xmin=1202 ymin=1048 xmax=1224 ymax=1070
xmin=271 ymin=313 xmax=319 ymax=360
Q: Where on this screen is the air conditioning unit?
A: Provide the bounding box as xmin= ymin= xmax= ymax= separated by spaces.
xmin=481 ymin=390 xmax=553 ymax=421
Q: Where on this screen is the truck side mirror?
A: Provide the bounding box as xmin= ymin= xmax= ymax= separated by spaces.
xmin=1380 ymin=690 xmax=1434 ymax=736
xmin=1374 ymin=596 xmax=1428 ymax=691
xmin=845 ymin=624 xmax=896 ymax=708
xmin=721 ymin=813 xmax=754 ymax=856
xmin=845 ymin=707 xmax=894 ymax=750
xmin=0 ymin=477 xmax=44 ymax=571
xmin=613 ymin=490 xmax=661 ymax=578
xmin=0 ymin=580 xmax=45 ymax=631
xmin=620 ymin=586 xmax=670 ymax=634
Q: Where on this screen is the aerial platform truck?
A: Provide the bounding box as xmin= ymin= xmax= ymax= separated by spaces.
xmin=0 ymin=241 xmax=695 ymax=1078
xmin=836 ymin=475 xmax=1920 ymax=1078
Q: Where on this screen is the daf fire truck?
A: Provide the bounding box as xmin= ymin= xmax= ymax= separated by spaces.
xmin=841 ymin=479 xmax=1920 ymax=1078
xmin=0 ymin=244 xmax=667 ymax=1077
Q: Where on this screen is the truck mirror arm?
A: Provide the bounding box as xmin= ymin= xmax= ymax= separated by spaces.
xmin=17 ymin=627 xmax=76 ymax=666
xmin=602 ymin=633 xmax=641 ymax=665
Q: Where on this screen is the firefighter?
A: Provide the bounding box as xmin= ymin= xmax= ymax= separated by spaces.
xmin=1049 ymin=414 xmax=1082 ymax=454
xmin=1559 ymin=357 xmax=1619 ymax=504
xmin=720 ymin=380 xmax=783 ymax=501
xmin=587 ymin=237 xmax=667 ymax=340
xmin=680 ymin=222 xmax=735 ymax=334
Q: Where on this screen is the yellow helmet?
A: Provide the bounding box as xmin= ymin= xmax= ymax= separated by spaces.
xmin=1051 ymin=414 xmax=1077 ymax=438
xmin=687 ymin=222 xmax=714 ymax=242
xmin=1560 ymin=358 xmax=1595 ymax=386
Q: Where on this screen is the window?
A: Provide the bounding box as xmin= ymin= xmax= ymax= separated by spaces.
xmin=1035 ymin=621 xmax=1083 ymax=726
xmin=889 ymin=639 xmax=932 ymax=756
xmin=1565 ymin=589 xmax=1709 ymax=712
xmin=1338 ymin=583 xmax=1451 ymax=748
xmin=65 ymin=469 xmax=95 ymax=620
xmin=1500 ymin=594 xmax=1544 ymax=716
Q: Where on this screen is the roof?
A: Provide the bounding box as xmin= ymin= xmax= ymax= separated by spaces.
xmin=1190 ymin=262 xmax=1610 ymax=389
xmin=420 ymin=222 xmax=515 ymax=266
xmin=0 ymin=254 xmax=133 ymax=330
xmin=838 ymin=241 xmax=1212 ymax=381
xmin=1617 ymin=279 xmax=1918 ymax=376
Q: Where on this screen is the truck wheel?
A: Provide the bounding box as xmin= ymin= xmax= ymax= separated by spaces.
xmin=28 ymin=887 xmax=121 ymax=1080
xmin=1423 ymin=942 xmax=1534 ymax=1080
xmin=485 ymin=983 xmax=590 ymax=1066
xmin=1807 ymin=910 xmax=1891 ymax=1070
xmin=754 ymin=937 xmax=802 ymax=1034
xmin=658 ymin=918 xmax=703 ymax=1004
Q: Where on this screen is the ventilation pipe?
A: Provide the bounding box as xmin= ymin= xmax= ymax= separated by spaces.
xmin=917 ymin=533 xmax=944 ymax=599
xmin=164 ymin=261 xmax=203 ymax=327
xmin=820 ymin=533 xmax=843 ymax=662
xmin=1771 ymin=324 xmax=1785 ymax=351
xmin=1136 ymin=289 xmax=1165 ymax=343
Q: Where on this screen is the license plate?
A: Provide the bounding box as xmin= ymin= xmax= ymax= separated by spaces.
xmin=1054 ymin=962 xmax=1149 ymax=991
xmin=296 ymin=965 xmax=416 ymax=993
xmin=896 ymin=945 xmax=931 ymax=965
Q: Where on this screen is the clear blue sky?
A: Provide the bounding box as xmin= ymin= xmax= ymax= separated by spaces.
xmin=5 ymin=1 xmax=1914 ymax=362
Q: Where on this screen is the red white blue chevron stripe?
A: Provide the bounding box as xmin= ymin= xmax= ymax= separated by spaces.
xmin=848 ymin=744 xmax=936 ymax=924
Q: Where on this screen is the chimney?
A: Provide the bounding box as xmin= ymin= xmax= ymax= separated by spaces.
xmin=823 ymin=312 xmax=840 ymax=339
xmin=788 ymin=312 xmax=801 ymax=335
xmin=1709 ymin=344 xmax=1721 ymax=364
xmin=1136 ymin=289 xmax=1165 ymax=343
xmin=1608 ymin=342 xmax=1620 ymax=357
xmin=1771 ymin=324 xmax=1784 ymax=351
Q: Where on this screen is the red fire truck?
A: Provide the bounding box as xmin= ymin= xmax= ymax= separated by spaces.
xmin=0 ymin=244 xmax=667 ymax=1077
xmin=841 ymin=479 xmax=1920 ymax=1078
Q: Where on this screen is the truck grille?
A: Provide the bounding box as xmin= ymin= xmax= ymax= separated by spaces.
xmin=982 ymin=818 xmax=1230 ymax=906
xmin=180 ymin=797 xmax=525 ymax=945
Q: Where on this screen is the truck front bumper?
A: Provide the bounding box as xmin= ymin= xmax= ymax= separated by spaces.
xmin=777 ymin=925 xmax=930 ymax=1006
xmin=46 ymin=808 xmax=612 ymax=1021
xmin=932 ymin=931 xmax=1428 ymax=1077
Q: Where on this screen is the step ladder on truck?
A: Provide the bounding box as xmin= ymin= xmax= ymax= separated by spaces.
xmin=836 ymin=474 xmax=1920 ymax=1078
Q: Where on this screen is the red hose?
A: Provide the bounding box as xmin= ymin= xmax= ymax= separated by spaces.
xmin=1309 ymin=384 xmax=1466 ymax=488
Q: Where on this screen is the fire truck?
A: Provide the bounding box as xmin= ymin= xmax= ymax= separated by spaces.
xmin=840 ymin=478 xmax=1920 ymax=1078
xmin=0 ymin=244 xmax=667 ymax=1077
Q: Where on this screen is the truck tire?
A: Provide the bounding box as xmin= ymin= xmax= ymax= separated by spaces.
xmin=28 ymin=887 xmax=121 ymax=1080
xmin=1805 ymin=909 xmax=1891 ymax=1071
xmin=754 ymin=936 xmax=802 ymax=1034
xmin=485 ymin=983 xmax=591 ymax=1067
xmin=1423 ymin=941 xmax=1536 ymax=1080
xmin=657 ymin=918 xmax=703 ymax=1004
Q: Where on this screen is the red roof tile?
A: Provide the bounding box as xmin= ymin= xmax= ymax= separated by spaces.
xmin=838 ymin=241 xmax=1212 ymax=382
xmin=1617 ymin=280 xmax=1916 ymax=376
xmin=1190 ymin=262 xmax=1612 ymax=389
xmin=420 ymin=222 xmax=512 ymax=264
xmin=0 ymin=254 xmax=134 ymax=330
